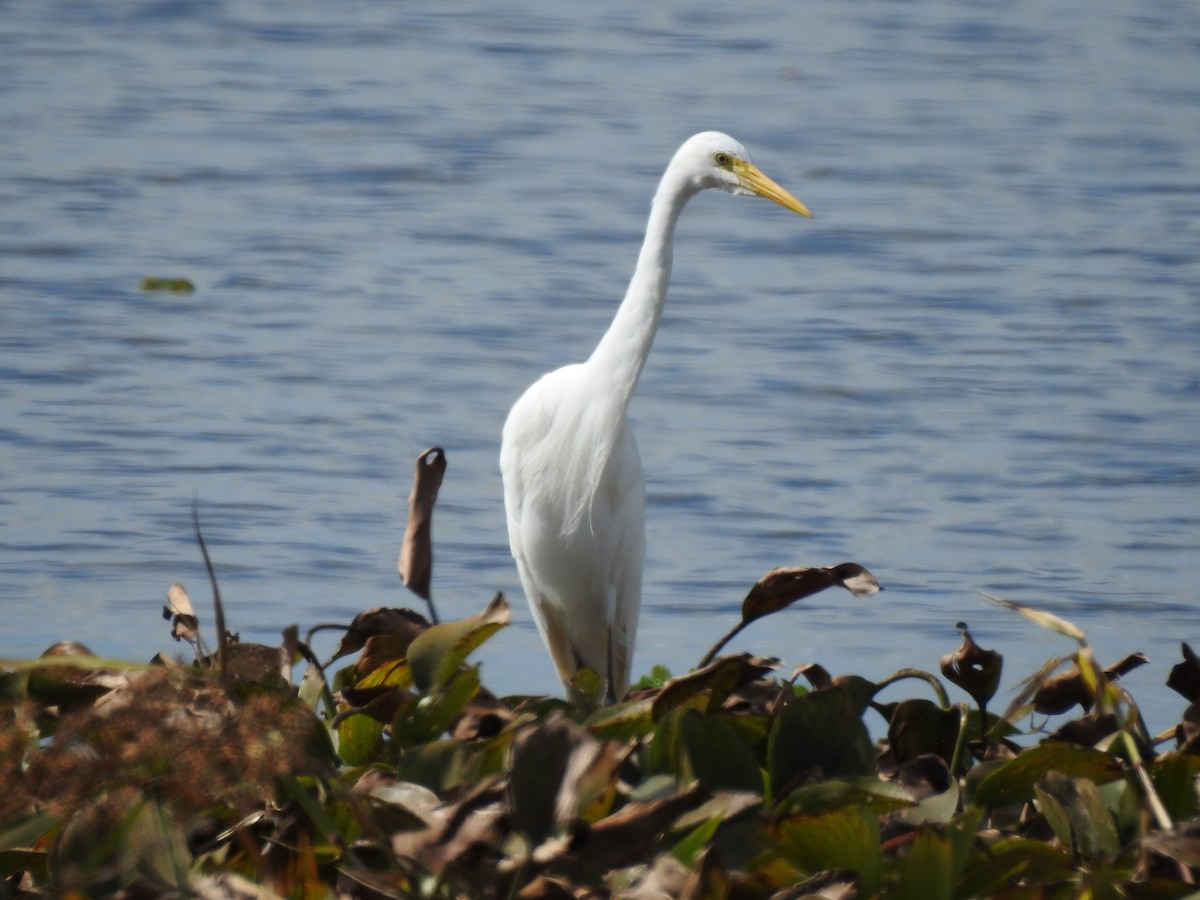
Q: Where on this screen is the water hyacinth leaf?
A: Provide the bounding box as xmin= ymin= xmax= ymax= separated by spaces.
xmin=743 ymin=564 xmax=881 ymax=624
xmin=509 ymin=712 xmax=585 ymax=844
xmin=956 ymin=837 xmax=1076 ymax=898
xmin=1151 ymin=753 xmax=1200 ymax=823
xmin=337 ymin=658 xmax=414 ymax=765
xmin=392 ymin=664 xmax=480 ymax=748
xmin=1035 ymin=771 xmax=1120 ymax=860
xmin=330 ymin=607 xmax=429 ymax=664
xmin=407 ymin=593 xmax=509 ymax=693
xmin=585 ymin=695 xmax=656 ymax=742
xmin=354 ymin=634 xmax=417 ymax=683
xmin=700 ymin=564 xmax=880 ymax=666
xmin=652 ymin=654 xmax=779 ymax=721
xmin=775 ymin=777 xmax=914 ymax=818
xmin=336 ymin=699 xmax=388 ymax=766
xmin=561 ymin=783 xmax=710 ymax=873
xmin=973 ymin=742 xmax=1124 ymax=808
xmin=768 ymin=688 xmax=875 ymax=797
xmin=1167 ymin=643 xmax=1200 ymax=703
xmin=397 ymin=447 xmax=446 ymax=617
xmin=1033 ymin=779 xmax=1075 ymax=848
xmin=892 ymin=827 xmax=954 ymax=900
xmin=678 ymin=708 xmax=763 ymax=793
xmin=939 ymin=623 xmax=1002 ymax=709
xmin=886 ymin=699 xmax=962 ymax=767
xmin=772 ymin=807 xmax=881 ymax=897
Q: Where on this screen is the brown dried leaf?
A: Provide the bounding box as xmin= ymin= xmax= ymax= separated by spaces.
xmin=330 ymin=607 xmax=430 ymax=664
xmin=700 ymin=564 xmax=880 ymax=666
xmin=390 ymin=778 xmax=509 ymax=877
xmin=451 ymin=689 xmax=518 ymax=741
xmin=162 ymin=583 xmax=204 ymax=658
xmin=742 ymin=564 xmax=881 ymax=626
xmin=398 ymin=447 xmax=447 ymax=603
xmin=652 ymin=654 xmax=779 ymax=720
xmin=1168 ymin=643 xmax=1200 ymax=703
xmin=554 ymin=782 xmax=710 ymax=873
xmin=1034 ymin=651 xmax=1148 ymax=715
xmin=509 ymin=711 xmax=622 ymax=844
xmin=939 ymin=622 xmax=1002 ymax=709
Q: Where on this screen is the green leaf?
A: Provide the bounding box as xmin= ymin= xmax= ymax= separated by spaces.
xmin=892 ymin=827 xmax=953 ymax=900
xmin=767 ymin=688 xmax=875 ymax=798
xmin=885 ymin=698 xmax=962 ymax=766
xmin=391 ymin=665 xmax=481 ymax=748
xmin=1035 ymin=771 xmax=1120 ymax=861
xmin=337 ymin=659 xmax=413 ymax=765
xmin=678 ymin=709 xmax=764 ymax=794
xmin=1151 ymin=753 xmax=1200 ymax=823
xmin=956 ymin=837 xmax=1076 ymax=897
xmin=973 ymin=742 xmax=1124 ymax=808
xmin=585 ymin=696 xmax=656 ymax=742
xmin=407 ymin=594 xmax=509 ymax=693
xmin=652 ymin=654 xmax=778 ymax=721
xmin=672 ymin=815 xmax=723 ymax=868
xmin=772 ymin=806 xmax=882 ymax=897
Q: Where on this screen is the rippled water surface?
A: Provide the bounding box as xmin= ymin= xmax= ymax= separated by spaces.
xmin=2 ymin=0 xmax=1198 ymax=728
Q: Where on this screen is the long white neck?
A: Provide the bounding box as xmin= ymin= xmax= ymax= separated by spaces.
xmin=586 ymin=165 xmax=698 ymax=409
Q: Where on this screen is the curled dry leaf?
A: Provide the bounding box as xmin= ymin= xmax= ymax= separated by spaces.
xmin=539 ymin=782 xmax=710 ymax=875
xmin=1167 ymin=643 xmax=1200 ymax=704
xmin=939 ymin=622 xmax=1002 ymax=709
xmin=1034 ymin=651 xmax=1149 ymax=715
xmin=330 ymin=607 xmax=430 ymax=664
xmin=163 ymin=583 xmax=205 ymax=659
xmin=652 ymin=654 xmax=779 ymax=720
xmin=742 ymin=564 xmax=881 ymax=626
xmin=398 ymin=447 xmax=447 ymax=606
xmin=699 ymin=563 xmax=881 ymax=666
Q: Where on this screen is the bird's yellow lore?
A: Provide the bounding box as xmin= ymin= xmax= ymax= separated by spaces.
xmin=501 ymin=132 xmax=811 ymax=704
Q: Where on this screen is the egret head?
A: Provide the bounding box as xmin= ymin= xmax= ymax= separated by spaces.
xmin=674 ymin=131 xmax=813 ymax=218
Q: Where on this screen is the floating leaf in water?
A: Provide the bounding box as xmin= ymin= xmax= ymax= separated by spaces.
xmin=139 ymin=276 xmax=195 ymax=293
xmin=398 ymin=447 xmax=447 ymax=622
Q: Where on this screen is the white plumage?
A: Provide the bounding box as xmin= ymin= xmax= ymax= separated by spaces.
xmin=501 ymin=132 xmax=812 ymax=702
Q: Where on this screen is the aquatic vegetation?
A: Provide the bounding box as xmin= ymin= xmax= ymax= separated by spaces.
xmin=2 ymin=455 xmax=1198 ymax=897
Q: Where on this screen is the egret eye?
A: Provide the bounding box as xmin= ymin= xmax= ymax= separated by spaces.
xmin=714 ymin=151 xmax=731 ymax=166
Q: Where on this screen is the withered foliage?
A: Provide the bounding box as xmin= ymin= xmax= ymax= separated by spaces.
xmin=2 ymin=455 xmax=1199 ymax=898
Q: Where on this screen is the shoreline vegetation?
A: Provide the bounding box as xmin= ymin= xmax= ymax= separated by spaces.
xmin=3 ymin=451 xmax=1199 ymax=898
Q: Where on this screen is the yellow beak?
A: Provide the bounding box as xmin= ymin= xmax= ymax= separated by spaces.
xmin=735 ymin=160 xmax=813 ymax=218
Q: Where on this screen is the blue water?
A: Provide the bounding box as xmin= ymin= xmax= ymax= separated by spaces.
xmin=2 ymin=0 xmax=1198 ymax=732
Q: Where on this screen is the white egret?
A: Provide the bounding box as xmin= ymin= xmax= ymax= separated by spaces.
xmin=500 ymin=132 xmax=812 ymax=703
